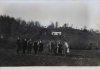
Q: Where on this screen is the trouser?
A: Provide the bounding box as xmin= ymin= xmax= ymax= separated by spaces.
xmin=16 ymin=46 xmax=21 ymax=54
xmin=28 ymin=49 xmax=32 ymax=54
xmin=23 ymin=46 xmax=26 ymax=54
xmin=34 ymin=49 xmax=38 ymax=54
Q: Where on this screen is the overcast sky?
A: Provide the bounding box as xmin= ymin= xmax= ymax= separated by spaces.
xmin=0 ymin=0 xmax=100 ymax=30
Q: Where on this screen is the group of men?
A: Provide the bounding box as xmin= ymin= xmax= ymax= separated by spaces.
xmin=50 ymin=40 xmax=69 ymax=56
xmin=16 ymin=37 xmax=44 ymax=54
xmin=16 ymin=37 xmax=70 ymax=56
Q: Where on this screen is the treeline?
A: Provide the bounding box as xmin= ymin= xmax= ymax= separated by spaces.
xmin=0 ymin=15 xmax=43 ymax=39
xmin=0 ymin=15 xmax=100 ymax=50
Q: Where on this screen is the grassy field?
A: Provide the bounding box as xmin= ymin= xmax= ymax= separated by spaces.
xmin=0 ymin=48 xmax=100 ymax=66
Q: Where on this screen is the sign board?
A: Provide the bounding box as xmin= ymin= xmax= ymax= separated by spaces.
xmin=51 ymin=32 xmax=62 ymax=35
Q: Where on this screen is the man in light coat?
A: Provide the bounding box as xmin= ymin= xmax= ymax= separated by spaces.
xmin=63 ymin=41 xmax=70 ymax=56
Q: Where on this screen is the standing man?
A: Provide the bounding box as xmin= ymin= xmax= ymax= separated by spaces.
xmin=27 ymin=39 xmax=32 ymax=54
xmin=48 ymin=41 xmax=52 ymax=55
xmin=54 ymin=41 xmax=58 ymax=55
xmin=56 ymin=41 xmax=59 ymax=55
xmin=33 ymin=41 xmax=38 ymax=54
xmin=58 ymin=41 xmax=63 ymax=55
xmin=16 ymin=37 xmax=21 ymax=54
xmin=50 ymin=41 xmax=55 ymax=55
xmin=22 ymin=38 xmax=27 ymax=54
xmin=38 ymin=40 xmax=44 ymax=54
xmin=64 ymin=41 xmax=70 ymax=56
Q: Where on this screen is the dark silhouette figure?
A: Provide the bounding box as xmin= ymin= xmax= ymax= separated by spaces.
xmin=53 ymin=42 xmax=57 ymax=55
xmin=58 ymin=43 xmax=63 ymax=55
xmin=33 ymin=41 xmax=38 ymax=54
xmin=38 ymin=41 xmax=44 ymax=54
xmin=51 ymin=42 xmax=55 ymax=55
xmin=50 ymin=42 xmax=57 ymax=55
xmin=16 ymin=37 xmax=21 ymax=54
xmin=27 ymin=39 xmax=33 ymax=54
xmin=22 ymin=38 xmax=27 ymax=54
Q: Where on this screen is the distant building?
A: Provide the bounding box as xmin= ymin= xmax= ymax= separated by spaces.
xmin=51 ymin=32 xmax=62 ymax=35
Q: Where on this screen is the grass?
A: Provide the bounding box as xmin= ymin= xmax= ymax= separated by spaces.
xmin=0 ymin=41 xmax=100 ymax=66
xmin=0 ymin=48 xmax=100 ymax=66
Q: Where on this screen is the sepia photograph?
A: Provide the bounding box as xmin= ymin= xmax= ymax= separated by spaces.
xmin=0 ymin=0 xmax=100 ymax=67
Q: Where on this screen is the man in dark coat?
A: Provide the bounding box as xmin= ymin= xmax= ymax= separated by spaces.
xmin=16 ymin=37 xmax=21 ymax=54
xmin=27 ymin=39 xmax=32 ymax=54
xmin=58 ymin=41 xmax=63 ymax=55
xmin=33 ymin=41 xmax=38 ymax=54
xmin=22 ymin=38 xmax=27 ymax=54
xmin=38 ymin=41 xmax=43 ymax=54
xmin=53 ymin=41 xmax=58 ymax=55
xmin=51 ymin=41 xmax=56 ymax=55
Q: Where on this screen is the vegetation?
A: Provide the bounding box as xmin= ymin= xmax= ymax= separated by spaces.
xmin=0 ymin=15 xmax=100 ymax=50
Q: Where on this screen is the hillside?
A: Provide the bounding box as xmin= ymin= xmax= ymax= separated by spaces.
xmin=0 ymin=15 xmax=100 ymax=50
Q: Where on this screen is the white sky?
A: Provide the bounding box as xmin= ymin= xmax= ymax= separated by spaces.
xmin=0 ymin=0 xmax=100 ymax=30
